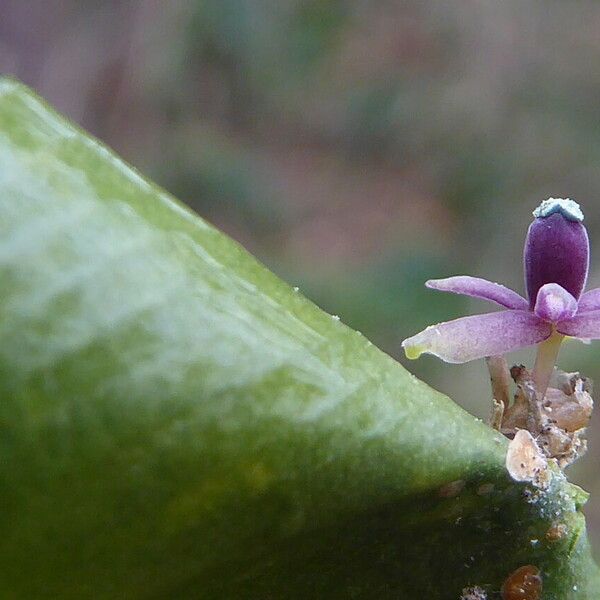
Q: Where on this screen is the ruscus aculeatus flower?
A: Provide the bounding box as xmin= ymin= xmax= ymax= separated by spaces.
xmin=402 ymin=198 xmax=600 ymax=396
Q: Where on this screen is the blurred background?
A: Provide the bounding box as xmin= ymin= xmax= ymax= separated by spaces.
xmin=2 ymin=0 xmax=600 ymax=550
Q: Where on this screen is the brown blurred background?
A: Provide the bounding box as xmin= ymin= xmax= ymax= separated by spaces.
xmin=2 ymin=0 xmax=600 ymax=552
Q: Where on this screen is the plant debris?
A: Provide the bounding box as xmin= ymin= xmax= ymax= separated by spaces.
xmin=505 ymin=430 xmax=549 ymax=489
xmin=488 ymin=358 xmax=592 ymax=471
xmin=460 ymin=585 xmax=487 ymax=599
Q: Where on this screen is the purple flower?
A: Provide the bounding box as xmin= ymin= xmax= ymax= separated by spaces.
xmin=402 ymin=199 xmax=600 ymax=395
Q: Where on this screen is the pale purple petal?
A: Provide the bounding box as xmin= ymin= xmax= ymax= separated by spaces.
xmin=534 ymin=283 xmax=578 ymax=323
xmin=402 ymin=310 xmax=552 ymax=364
xmin=426 ymin=276 xmax=528 ymax=310
xmin=558 ymin=310 xmax=600 ymax=339
xmin=576 ymin=287 xmax=600 ymax=313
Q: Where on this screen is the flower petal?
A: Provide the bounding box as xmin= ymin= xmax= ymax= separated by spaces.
xmin=557 ymin=310 xmax=600 ymax=339
xmin=533 ymin=283 xmax=578 ymax=323
xmin=402 ymin=310 xmax=552 ymax=364
xmin=425 ymin=276 xmax=528 ymax=310
xmin=576 ymin=287 xmax=600 ymax=313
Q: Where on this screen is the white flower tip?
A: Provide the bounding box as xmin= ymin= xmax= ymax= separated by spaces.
xmin=533 ymin=198 xmax=584 ymax=222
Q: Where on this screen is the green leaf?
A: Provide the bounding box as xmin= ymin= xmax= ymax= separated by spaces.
xmin=0 ymin=78 xmax=598 ymax=599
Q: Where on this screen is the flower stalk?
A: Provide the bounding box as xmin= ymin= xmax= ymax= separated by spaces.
xmin=532 ymin=330 xmax=564 ymax=399
xmin=486 ymin=355 xmax=511 ymax=410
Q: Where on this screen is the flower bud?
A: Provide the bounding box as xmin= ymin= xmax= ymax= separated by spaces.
xmin=524 ymin=199 xmax=589 ymax=307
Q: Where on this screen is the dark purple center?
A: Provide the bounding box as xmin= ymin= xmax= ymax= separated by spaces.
xmin=524 ymin=212 xmax=589 ymax=308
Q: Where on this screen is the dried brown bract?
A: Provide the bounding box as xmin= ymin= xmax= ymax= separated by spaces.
xmin=489 ymin=361 xmax=592 ymax=470
xmin=505 ymin=430 xmax=549 ymax=489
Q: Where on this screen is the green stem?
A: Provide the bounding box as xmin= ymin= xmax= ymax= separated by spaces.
xmin=532 ymin=330 xmax=564 ymax=399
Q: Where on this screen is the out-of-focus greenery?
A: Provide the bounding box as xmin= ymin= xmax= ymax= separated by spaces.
xmin=3 ymin=0 xmax=600 ymax=550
